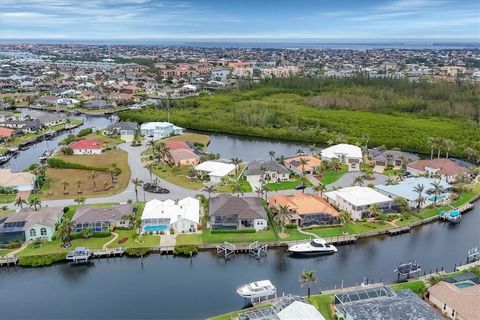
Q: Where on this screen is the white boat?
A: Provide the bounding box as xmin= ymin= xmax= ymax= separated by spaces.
xmin=288 ymin=238 xmax=338 ymax=255
xmin=236 ymin=280 xmax=277 ymax=299
xmin=66 ymin=247 xmax=92 ymax=262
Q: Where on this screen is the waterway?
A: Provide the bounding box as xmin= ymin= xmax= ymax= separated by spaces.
xmin=1 ymin=205 xmax=478 ymax=319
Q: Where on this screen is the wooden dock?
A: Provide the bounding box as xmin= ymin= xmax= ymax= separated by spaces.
xmin=388 ymin=226 xmax=411 ymax=235
xmin=0 ymin=255 xmax=18 ymax=266
xmin=91 ymin=247 xmax=125 ymax=258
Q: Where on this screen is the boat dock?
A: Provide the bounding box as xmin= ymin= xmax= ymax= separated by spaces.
xmin=387 ymin=226 xmax=411 ymax=235
xmin=92 ymin=247 xmax=125 ymax=258
xmin=0 ymin=255 xmax=18 ymax=266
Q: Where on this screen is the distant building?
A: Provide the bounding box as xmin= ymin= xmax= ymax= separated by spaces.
xmin=407 ymin=158 xmax=469 ymax=183
xmin=83 ymin=99 xmax=111 ymax=110
xmin=209 ymin=195 xmax=268 ymax=231
xmin=170 ymin=148 xmax=200 ymax=166
xmin=36 ymin=114 xmax=66 ymax=127
xmin=321 ymin=144 xmax=363 ymax=171
xmin=195 ymin=161 xmax=236 ymax=184
xmin=284 ymin=155 xmax=322 ymax=175
xmin=141 ymin=198 xmax=200 ymax=233
xmin=245 ymin=160 xmax=290 ymax=189
xmin=324 ymin=186 xmax=394 ymax=220
xmin=105 ymin=121 xmax=137 ymax=142
xmin=69 ymin=139 xmax=102 ymax=155
xmin=72 ymin=204 xmax=134 ymax=232
xmin=140 ymin=122 xmax=184 ymax=140
xmin=0 ymin=169 xmax=35 ymax=191
xmin=334 ymin=286 xmax=442 ymax=320
xmin=369 ymin=149 xmax=419 ymax=173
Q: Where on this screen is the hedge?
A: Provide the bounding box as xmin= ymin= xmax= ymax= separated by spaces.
xmin=210 ymin=229 xmax=256 ymax=234
xmin=125 ymin=247 xmax=151 ymax=256
xmin=70 ymin=230 xmax=111 ymax=240
xmin=77 ymin=128 xmax=93 ymax=137
xmin=18 ymin=253 xmax=66 ymax=267
xmin=173 ymin=245 xmax=198 ymax=256
xmin=47 ymin=157 xmax=107 ymax=171
xmin=285 ymin=224 xmax=297 ymax=230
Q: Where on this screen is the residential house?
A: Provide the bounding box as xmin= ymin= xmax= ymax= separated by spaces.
xmin=83 ymin=99 xmax=111 ymax=110
xmin=72 ymin=204 xmax=134 ymax=232
xmin=284 ymin=155 xmax=322 ymax=175
xmin=375 ymin=177 xmax=452 ymax=209
xmin=428 ymin=272 xmax=480 ymax=320
xmin=69 ymin=139 xmax=103 ymax=155
xmin=170 ymin=149 xmax=200 ymax=166
xmin=369 ymin=149 xmax=419 ymax=173
xmin=36 ymin=114 xmax=66 ymax=127
xmin=141 ymin=198 xmax=200 ymax=233
xmin=0 ymin=169 xmax=36 ymax=191
xmin=140 ymin=122 xmax=184 ymax=140
xmin=165 ymin=140 xmax=191 ymax=151
xmin=105 ymin=121 xmax=138 ymax=142
xmin=55 ymin=97 xmax=80 ymax=107
xmin=245 ymin=160 xmax=290 ymax=189
xmin=0 ymin=207 xmax=63 ymax=243
xmin=407 ymin=158 xmax=469 ymax=183
xmin=321 ymin=144 xmax=363 ymax=171
xmin=324 ymin=186 xmax=394 ymax=220
xmin=35 ymin=95 xmax=58 ymax=106
xmin=195 ymin=160 xmax=236 ymax=184
xmin=0 ymin=111 xmax=16 ymax=122
xmin=0 ymin=127 xmax=15 ymax=139
xmin=268 ymin=193 xmax=340 ymax=226
xmin=209 ymin=195 xmax=268 ymax=230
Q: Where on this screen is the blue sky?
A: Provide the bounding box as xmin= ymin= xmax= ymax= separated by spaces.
xmin=1 ymin=0 xmax=479 ymax=40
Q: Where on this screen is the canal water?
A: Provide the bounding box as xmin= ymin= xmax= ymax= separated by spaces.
xmin=1 ymin=205 xmax=478 ymax=319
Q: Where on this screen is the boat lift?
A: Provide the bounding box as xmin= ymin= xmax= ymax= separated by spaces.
xmin=467 ymin=247 xmax=479 ymax=263
xmin=394 ymin=260 xmax=421 ymax=280
xmin=217 ymin=242 xmax=236 ymax=261
xmin=249 ymin=241 xmax=267 ymax=260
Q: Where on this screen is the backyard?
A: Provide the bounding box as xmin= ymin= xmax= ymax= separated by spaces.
xmin=151 ymin=164 xmax=203 ymax=190
xmin=319 ymin=164 xmax=349 ymax=185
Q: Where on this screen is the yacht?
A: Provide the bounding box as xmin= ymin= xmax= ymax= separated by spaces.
xmin=236 ymin=280 xmax=277 ymax=299
xmin=288 ymin=238 xmax=338 ymax=255
xmin=66 ymin=247 xmax=92 ymax=262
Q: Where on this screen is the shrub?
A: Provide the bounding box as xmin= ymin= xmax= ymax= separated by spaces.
xmin=19 ymin=253 xmax=66 ymax=267
xmin=285 ymin=224 xmax=297 ymax=230
xmin=173 ymin=245 xmax=198 ymax=256
xmin=77 ymin=128 xmax=93 ymax=137
xmin=47 ymin=157 xmax=106 ymax=171
xmin=117 ymin=237 xmax=128 ymax=244
xmin=4 ymin=241 xmax=22 ymax=249
xmin=61 ymin=147 xmax=74 ymax=155
xmin=210 ymin=229 xmax=256 ymax=234
xmin=125 ymin=247 xmax=151 ymax=257
xmin=70 ymin=230 xmax=111 ymax=240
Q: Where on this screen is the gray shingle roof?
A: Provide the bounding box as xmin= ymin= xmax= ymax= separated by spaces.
xmin=246 ymin=160 xmax=290 ymax=176
xmin=72 ymin=204 xmax=133 ymax=223
xmin=209 ymin=195 xmax=267 ymax=220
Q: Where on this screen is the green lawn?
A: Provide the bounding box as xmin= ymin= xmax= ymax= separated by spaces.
xmin=176 ymin=233 xmax=203 ymax=245
xmin=151 ymin=165 xmax=203 ymax=190
xmin=216 ymin=180 xmax=253 ymax=193
xmin=108 ymin=229 xmax=160 ymax=248
xmin=0 ymin=248 xmax=15 ymax=257
xmin=451 ymin=191 xmax=475 ymax=207
xmin=19 ymin=236 xmax=115 ymax=257
xmin=309 ymin=294 xmax=334 ymax=320
xmin=320 ymin=165 xmax=348 ymax=185
xmin=390 ymin=280 xmax=426 ymax=295
xmin=345 ymin=221 xmax=390 ymax=234
xmin=0 ymin=194 xmax=15 ymax=204
xmin=264 ymin=178 xmax=312 ymax=191
xmin=395 ymin=214 xmax=421 ymax=226
xmin=202 ymin=229 xmax=278 ymax=244
xmin=307 ymin=226 xmax=346 ymax=238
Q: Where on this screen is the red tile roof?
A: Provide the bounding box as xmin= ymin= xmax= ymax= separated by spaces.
xmin=408 ymin=158 xmax=468 ymax=176
xmin=165 ymin=140 xmax=191 ymax=151
xmin=69 ymin=139 xmax=102 ymax=150
xmin=0 ymin=127 xmax=14 ymax=138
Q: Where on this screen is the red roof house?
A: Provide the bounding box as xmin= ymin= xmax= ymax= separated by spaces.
xmin=407 ymin=158 xmax=468 ymax=182
xmin=165 ymin=140 xmax=191 ymax=151
xmin=0 ymin=127 xmax=14 ymax=138
xmin=69 ymin=139 xmax=102 ymax=155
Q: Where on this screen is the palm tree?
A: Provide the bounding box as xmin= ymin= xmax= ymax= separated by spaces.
xmin=273 ymin=204 xmax=293 ymax=234
xmin=145 ymin=163 xmax=154 ymax=182
xmin=427 ymin=137 xmax=436 ymax=160
xmin=108 ymin=164 xmax=119 ymax=185
xmin=444 ymin=139 xmax=454 ymax=159
xmin=385 ymin=177 xmax=397 ymax=185
xmin=90 ymin=170 xmax=97 ymax=191
xmin=368 ymin=204 xmax=383 ymax=220
xmin=268 ymin=150 xmax=276 ymax=162
xmin=44 ymin=176 xmax=53 ymax=195
xmin=62 ymin=180 xmax=70 ymax=195
xmin=231 ymin=181 xmax=245 ymax=197
xmin=312 ymin=183 xmax=326 ymax=197
xmin=231 ymin=157 xmax=242 ymax=176
xmin=413 ymin=184 xmax=425 ymax=212
xmin=430 ymin=180 xmax=444 ymax=207
xmin=28 ymin=196 xmax=41 ymax=211
xmin=465 ymin=147 xmax=477 ymax=162
xmin=254 ymin=186 xmax=264 ymax=198
xmin=299 ymin=270 xmax=317 ymax=298
xmin=298 ymin=157 xmax=309 ymax=175
xmin=352 ymin=176 xmax=364 ymax=187
xmin=74 ymin=196 xmax=86 ymax=205
xmin=131 ymin=178 xmax=144 ymax=202
xmin=436 ymin=138 xmax=443 ymax=158
xmin=57 ymin=217 xmax=74 ymax=248
xmin=202 ymin=185 xmax=217 ymax=199
xmin=76 ymin=180 xmax=84 ymax=194
xmin=14 ymin=197 xmax=27 ymax=209
xmin=338 ymin=210 xmax=350 ymax=234
xmin=362 ymin=133 xmax=370 ymax=155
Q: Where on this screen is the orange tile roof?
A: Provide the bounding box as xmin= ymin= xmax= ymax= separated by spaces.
xmin=0 ymin=127 xmax=14 ymax=137
xmin=268 ymin=193 xmax=339 ymax=217
xmin=429 ymin=281 xmax=480 ymax=320
xmin=283 ymin=155 xmax=322 ymax=172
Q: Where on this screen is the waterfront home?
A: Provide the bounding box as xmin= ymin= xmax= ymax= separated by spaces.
xmin=428 ymin=272 xmax=480 ymax=320
xmin=83 ymin=99 xmax=111 ymax=110
xmin=375 ymin=177 xmax=451 ymax=209
xmin=268 ymin=193 xmax=340 ymax=226
xmin=0 ymin=169 xmax=35 ymax=191
xmin=239 ymin=294 xmax=326 ymax=320
xmin=321 ymin=144 xmax=363 ymax=171
xmin=141 ymin=197 xmax=199 ymax=233
xmin=0 ymin=111 xmax=17 ymax=122
xmin=170 ymin=148 xmax=200 ymax=166
xmin=195 ymin=160 xmax=236 ymax=184
xmin=69 ymin=139 xmax=102 ymax=155
xmin=369 ymin=149 xmax=419 ymax=173
xmin=55 ymin=97 xmax=80 ymax=107
xmin=2 ymin=119 xmax=42 ymax=133
xmin=165 ymin=140 xmax=191 ymax=151
xmin=36 ymin=114 xmax=67 ymax=127
xmin=283 ymin=155 xmax=322 ymax=175
xmin=35 ymin=95 xmax=58 ymax=106
xmin=245 ymin=160 xmax=290 ymax=189
xmin=209 ymin=195 xmax=268 ymax=230
xmin=0 ymin=207 xmax=63 ymax=244
xmin=334 ymin=286 xmax=442 ymax=320
xmin=105 ymin=121 xmax=137 ymax=142
xmin=324 ymin=186 xmax=394 ymax=220
xmin=140 ymin=122 xmax=185 ymax=140
xmin=0 ymin=127 xmax=15 ymax=139
xmin=72 ymin=204 xmax=134 ymax=232
xmin=407 ymin=158 xmax=469 ymax=183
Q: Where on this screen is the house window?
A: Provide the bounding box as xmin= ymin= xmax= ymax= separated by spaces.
xmin=40 ymin=228 xmax=47 ymax=236
xmin=30 ymin=229 xmax=36 ymax=237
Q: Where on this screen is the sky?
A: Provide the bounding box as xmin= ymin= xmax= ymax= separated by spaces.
xmin=0 ymin=0 xmax=479 ymax=40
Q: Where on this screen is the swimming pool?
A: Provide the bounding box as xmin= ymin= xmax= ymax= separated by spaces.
xmin=455 ymin=280 xmax=476 ymax=288
xmin=143 ymin=225 xmax=169 ymax=232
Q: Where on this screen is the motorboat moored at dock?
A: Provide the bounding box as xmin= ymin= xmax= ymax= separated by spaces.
xmin=236 ymin=280 xmax=277 ymax=300
xmin=66 ymin=247 xmax=92 ymax=262
xmin=287 ymin=238 xmax=338 ymax=255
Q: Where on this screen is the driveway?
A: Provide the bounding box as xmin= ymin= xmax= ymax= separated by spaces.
xmin=327 ymin=172 xmax=389 ymax=190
